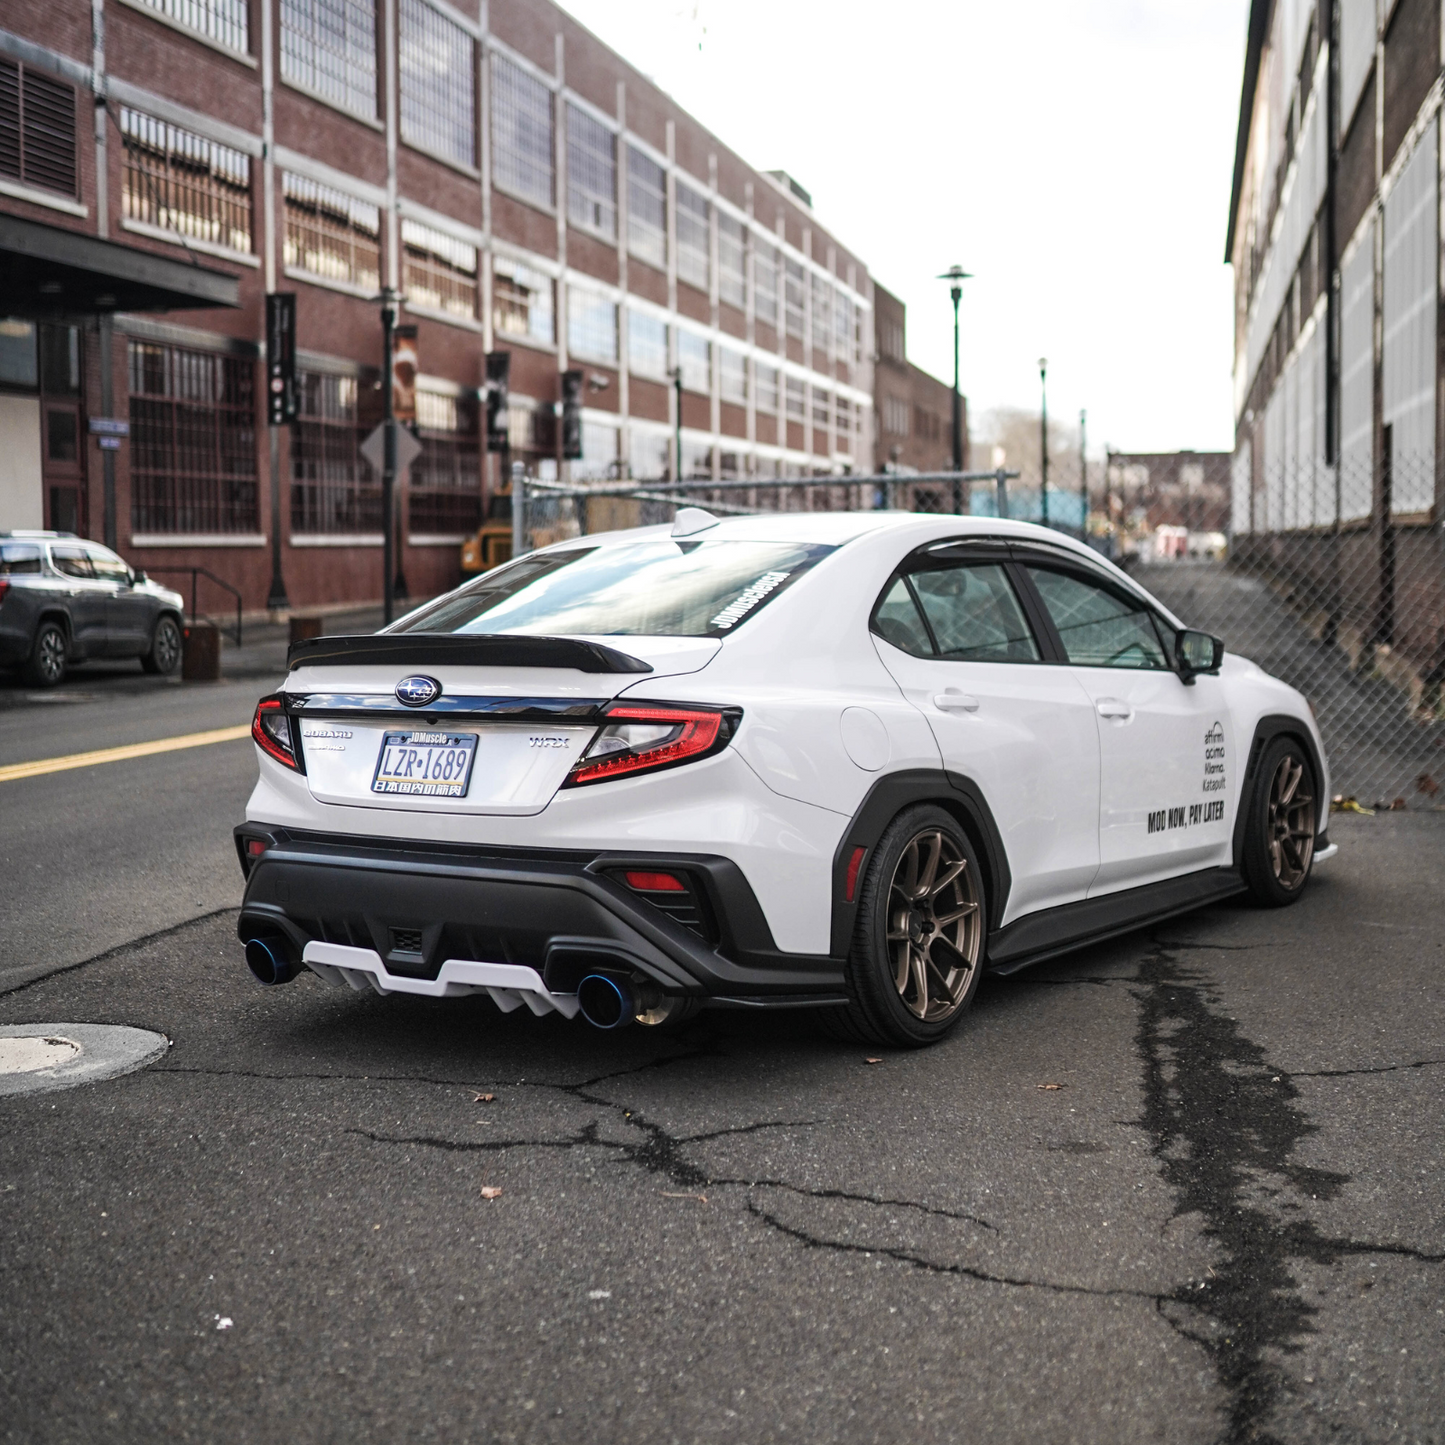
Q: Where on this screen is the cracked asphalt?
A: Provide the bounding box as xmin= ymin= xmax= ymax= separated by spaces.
xmin=2 ymin=684 xmax=1444 ymax=1441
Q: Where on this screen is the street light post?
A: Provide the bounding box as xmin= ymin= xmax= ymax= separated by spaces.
xmin=938 ymin=265 xmax=972 ymax=514
xmin=1038 ymin=357 xmax=1049 ymax=528
xmin=1078 ymin=407 xmax=1087 ymax=541
xmin=380 ymin=286 xmax=397 ymax=626
xmin=669 ymin=366 xmax=683 ymax=481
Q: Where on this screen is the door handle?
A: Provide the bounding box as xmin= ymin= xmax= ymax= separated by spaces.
xmin=933 ymin=692 xmax=980 ymax=713
xmin=1095 ymin=698 xmax=1133 ymax=720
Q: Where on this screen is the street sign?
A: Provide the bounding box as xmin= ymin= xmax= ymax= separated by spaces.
xmin=485 ymin=350 xmax=510 ymax=453
xmin=265 ymin=293 xmax=298 ymax=425
xmin=360 ymin=421 xmax=422 ymax=474
xmin=88 ymin=418 xmax=129 ymax=437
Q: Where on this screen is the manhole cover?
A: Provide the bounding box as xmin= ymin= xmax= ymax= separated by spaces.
xmin=0 ymin=1024 xmax=168 ymax=1097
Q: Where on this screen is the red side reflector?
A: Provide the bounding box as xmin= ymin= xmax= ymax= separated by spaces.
xmin=844 ymin=846 xmax=866 ymax=902
xmin=624 ymin=870 xmax=686 ymax=893
xmin=246 ymin=838 xmax=268 ymax=857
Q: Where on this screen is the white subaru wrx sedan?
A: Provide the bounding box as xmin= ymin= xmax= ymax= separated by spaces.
xmin=236 ymin=510 xmax=1332 ymax=1047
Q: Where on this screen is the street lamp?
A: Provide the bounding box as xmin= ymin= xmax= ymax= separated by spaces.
xmin=1078 ymin=407 xmax=1087 ymax=540
xmin=668 ymin=365 xmax=683 ymax=481
xmin=937 ymin=265 xmax=972 ymax=513
xmin=1038 ymin=357 xmax=1049 ymax=528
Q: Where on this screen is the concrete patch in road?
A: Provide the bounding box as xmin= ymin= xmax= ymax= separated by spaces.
xmin=0 ymin=1022 xmax=168 ymax=1097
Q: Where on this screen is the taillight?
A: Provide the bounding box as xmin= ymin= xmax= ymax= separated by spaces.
xmin=251 ymin=696 xmax=302 ymax=771
xmin=0 ymin=579 xmax=9 ymax=605
xmin=563 ymin=703 xmax=737 ymax=787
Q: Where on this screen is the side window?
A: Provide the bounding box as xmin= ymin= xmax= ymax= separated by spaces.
xmin=0 ymin=544 xmax=42 ymax=574
xmin=872 ymin=576 xmax=933 ymax=655
xmin=1026 ymin=567 xmax=1169 ymax=669
xmin=911 ymin=563 xmax=1040 ymax=662
xmin=85 ymin=546 xmax=131 ymax=583
xmin=50 ymin=546 xmax=94 ymax=580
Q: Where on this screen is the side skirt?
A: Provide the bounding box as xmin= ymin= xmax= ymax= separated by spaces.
xmin=985 ymin=867 xmax=1247 ymax=976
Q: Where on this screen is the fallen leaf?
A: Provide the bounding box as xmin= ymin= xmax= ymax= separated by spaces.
xmin=1037 ymin=1083 xmax=1065 ymax=1091
xmin=1332 ymin=797 xmax=1375 ymax=815
xmin=1390 ymin=797 xmax=1408 ymax=811
xmin=473 ymin=1093 xmax=495 ymax=1103
xmin=865 ymin=1057 xmax=883 ymax=1065
xmin=479 ymin=1186 xmax=503 ymax=1200
xmin=1416 ymin=773 xmax=1440 ymax=797
xmin=660 ymin=1191 xmax=708 ymax=1203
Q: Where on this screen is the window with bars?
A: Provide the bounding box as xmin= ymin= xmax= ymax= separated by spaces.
xmin=835 ymin=395 xmax=853 ymax=451
xmin=811 ymin=386 xmax=831 ymax=429
xmin=280 ymin=0 xmax=377 ymax=118
xmin=566 ymin=103 xmax=616 ymax=238
xmin=627 ymin=145 xmax=666 ymax=269
xmin=883 ymin=394 xmax=909 ymax=436
xmin=132 ymin=0 xmax=249 ymax=53
xmin=399 ymin=0 xmax=474 ymax=168
xmin=834 ymin=290 xmax=858 ymax=366
xmin=754 ymin=243 xmax=778 ymax=328
xmin=409 ymin=389 xmax=481 ymax=534
xmin=675 ymin=180 xmax=709 ymax=291
xmin=755 ymin=362 xmax=779 ymax=414
xmin=402 ymin=219 xmax=477 ymax=320
xmin=718 ymin=213 xmax=745 ymax=309
xmin=627 ymin=309 xmax=667 ymax=379
xmin=0 ymin=60 xmax=76 ymax=196
xmin=120 ymin=108 xmax=251 ymax=255
xmin=785 ymin=374 xmax=805 ymax=419
xmin=493 ymin=256 xmax=554 ymax=343
xmin=567 ymin=287 xmax=617 ymax=364
xmin=491 ymin=53 xmax=552 ymax=209
xmin=678 ymin=331 xmax=710 ymax=394
xmin=784 ymin=258 xmax=805 ymax=340
xmin=719 ymin=347 xmax=746 ymax=405
xmin=290 ymin=370 xmax=381 ymax=534
xmin=128 ymin=342 xmax=258 ymax=535
xmin=283 ymin=172 xmax=380 ymax=291
xmin=811 ymin=274 xmax=833 ymax=354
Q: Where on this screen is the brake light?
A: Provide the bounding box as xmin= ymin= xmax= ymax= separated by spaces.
xmin=624 ymin=870 xmax=685 ymax=892
xmin=251 ymin=696 xmax=302 ymax=771
xmin=563 ymin=703 xmax=734 ymax=787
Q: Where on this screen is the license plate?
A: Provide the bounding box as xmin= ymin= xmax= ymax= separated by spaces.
xmin=371 ymin=731 xmax=478 ymax=797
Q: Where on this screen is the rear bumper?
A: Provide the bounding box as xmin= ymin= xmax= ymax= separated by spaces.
xmin=235 ymin=825 xmax=846 ymax=1005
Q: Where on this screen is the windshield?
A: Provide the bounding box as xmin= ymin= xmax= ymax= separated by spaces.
xmin=393 ymin=538 xmax=837 ymax=638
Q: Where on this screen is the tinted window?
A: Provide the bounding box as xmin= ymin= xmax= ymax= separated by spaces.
xmin=394 ymin=539 xmax=837 ymax=638
xmin=0 ymin=543 xmax=42 ymax=574
xmin=912 ymin=564 xmax=1040 ymax=662
xmin=50 ymin=546 xmax=93 ymax=579
xmin=1026 ymin=567 xmax=1169 ymax=669
xmin=85 ymin=546 xmax=131 ymax=583
xmin=873 ymin=576 xmax=933 ymax=654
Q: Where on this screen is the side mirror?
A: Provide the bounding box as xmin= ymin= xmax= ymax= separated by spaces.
xmin=131 ymin=568 xmax=147 ymax=585
xmin=1176 ymin=628 xmax=1223 ymax=682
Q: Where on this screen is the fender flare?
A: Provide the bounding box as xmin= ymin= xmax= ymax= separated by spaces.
xmin=1231 ymin=713 xmax=1329 ymax=867
xmin=828 ymin=768 xmax=1012 ymax=956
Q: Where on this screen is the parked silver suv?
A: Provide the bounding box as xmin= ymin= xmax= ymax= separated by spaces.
xmin=0 ymin=532 xmax=186 ymax=687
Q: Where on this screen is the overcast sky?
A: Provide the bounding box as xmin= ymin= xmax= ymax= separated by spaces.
xmin=558 ymin=0 xmax=1251 ymax=455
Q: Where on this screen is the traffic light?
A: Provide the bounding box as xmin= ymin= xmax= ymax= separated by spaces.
xmin=265 ymin=293 xmax=297 ymax=425
xmin=485 ymin=350 xmax=510 ymax=453
xmin=561 ymin=368 xmax=583 ymax=460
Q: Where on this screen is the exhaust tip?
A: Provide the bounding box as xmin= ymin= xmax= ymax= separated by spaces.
xmin=245 ymin=935 xmax=299 ymax=986
xmin=576 ymin=973 xmax=635 ymax=1029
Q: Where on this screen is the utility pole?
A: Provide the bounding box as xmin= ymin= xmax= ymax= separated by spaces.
xmin=670 ymin=366 xmax=683 ymax=480
xmin=380 ymin=286 xmax=397 ymax=626
xmin=1078 ymin=408 xmax=1087 ymax=540
xmin=938 ymin=266 xmax=972 ymax=514
xmin=1038 ymin=357 xmax=1049 ymax=527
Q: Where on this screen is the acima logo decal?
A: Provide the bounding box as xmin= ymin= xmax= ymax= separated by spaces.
xmin=395 ymin=675 xmax=442 ymax=707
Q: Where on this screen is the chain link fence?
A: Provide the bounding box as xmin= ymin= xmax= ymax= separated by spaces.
xmin=504 ymin=455 xmax=1445 ymax=809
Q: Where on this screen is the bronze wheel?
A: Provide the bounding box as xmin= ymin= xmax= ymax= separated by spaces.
xmin=1243 ymin=737 xmax=1317 ymax=906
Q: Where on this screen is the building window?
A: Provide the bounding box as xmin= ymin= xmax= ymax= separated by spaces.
xmin=755 ymin=362 xmax=779 ymax=414
xmin=681 ymin=439 xmax=712 ymax=480
xmin=131 ymin=0 xmax=249 ymax=52
xmin=0 ymin=60 xmax=76 ymax=196
xmin=283 ymin=172 xmax=380 ymax=290
xmin=492 ymin=256 xmax=553 ymax=343
xmin=280 ymin=0 xmax=377 ymax=119
xmin=566 ymin=103 xmax=616 ymax=239
xmin=883 ymin=394 xmax=909 ymax=436
xmin=720 ymin=347 xmax=746 ymax=405
xmin=568 ymin=287 xmax=618 ymax=364
xmin=575 ymin=420 xmax=620 ymax=482
xmin=784 ymin=259 xmax=805 ymax=340
xmin=836 ymin=395 xmax=853 ymax=452
xmin=880 ymin=318 xmax=904 ymax=362
xmin=678 ymin=330 xmax=710 ymax=393
xmin=399 ymin=0 xmax=474 ymax=168
xmin=754 ymin=243 xmax=778 ymax=328
xmin=290 ymin=370 xmax=380 ymax=534
xmin=630 ymin=429 xmax=669 ymax=482
xmin=676 ymin=180 xmax=709 ymax=291
xmin=402 ymin=219 xmax=477 ymax=320
xmin=128 ymin=341 xmax=258 ymax=535
xmin=628 ymin=145 xmax=666 ymax=269
xmin=785 ymin=374 xmax=805 ymax=419
xmin=811 ymin=386 xmax=831 ymax=429
xmin=811 ymin=274 xmax=833 ymax=354
xmin=120 ymin=108 xmax=251 ymax=255
xmin=627 ymin=309 xmax=667 ymax=379
xmin=490 ymin=52 xmax=552 ymax=209
xmin=409 ymin=389 xmax=480 ymax=535
xmin=718 ymin=213 xmax=745 ymax=309
xmin=834 ymin=291 xmax=858 ymax=366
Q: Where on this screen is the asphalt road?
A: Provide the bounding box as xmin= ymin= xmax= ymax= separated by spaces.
xmin=2 ymin=674 xmax=1443 ymax=1443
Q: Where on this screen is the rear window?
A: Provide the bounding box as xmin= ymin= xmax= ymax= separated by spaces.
xmin=0 ymin=543 xmax=42 ymax=574
xmin=393 ymin=538 xmax=837 ymax=638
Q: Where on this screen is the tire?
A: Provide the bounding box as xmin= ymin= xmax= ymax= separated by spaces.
xmin=23 ymin=620 xmax=68 ymax=688
xmin=824 ymin=804 xmax=987 ymax=1048
xmin=141 ymin=614 xmax=183 ymax=675
xmin=1241 ymin=736 xmax=1318 ymax=907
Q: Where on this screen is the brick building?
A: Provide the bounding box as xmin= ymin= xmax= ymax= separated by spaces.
xmin=872 ymin=281 xmax=959 ymax=476
xmin=0 ymin=0 xmax=874 ymax=611
xmin=1103 ymin=451 xmax=1231 ymax=535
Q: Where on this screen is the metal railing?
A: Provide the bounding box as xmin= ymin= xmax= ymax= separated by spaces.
xmin=142 ymin=565 xmax=244 ymax=646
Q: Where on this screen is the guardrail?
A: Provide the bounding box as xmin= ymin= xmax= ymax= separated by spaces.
xmin=142 ymin=566 xmax=243 ymax=647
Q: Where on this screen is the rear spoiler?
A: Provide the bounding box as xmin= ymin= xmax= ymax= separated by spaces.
xmin=286 ymin=633 xmax=654 ymax=674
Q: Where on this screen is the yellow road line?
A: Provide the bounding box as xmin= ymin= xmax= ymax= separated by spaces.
xmin=0 ymin=724 xmax=253 ymax=783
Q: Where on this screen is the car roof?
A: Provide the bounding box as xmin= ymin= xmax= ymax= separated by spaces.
xmin=0 ymin=530 xmax=78 ymax=540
